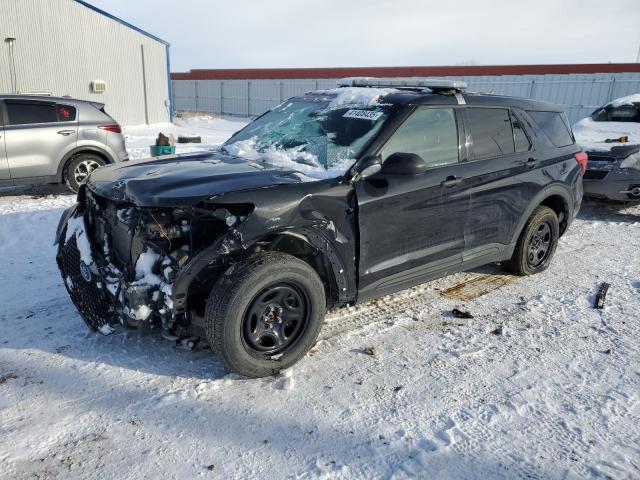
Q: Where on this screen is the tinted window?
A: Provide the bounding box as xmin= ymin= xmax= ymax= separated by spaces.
xmin=465 ymin=108 xmax=515 ymax=159
xmin=512 ymin=113 xmax=531 ymax=152
xmin=591 ymin=104 xmax=640 ymax=123
xmin=381 ymin=107 xmax=458 ymax=168
xmin=6 ymin=102 xmax=57 ymax=125
xmin=57 ymin=104 xmax=77 ymax=122
xmin=528 ymin=111 xmax=574 ymax=147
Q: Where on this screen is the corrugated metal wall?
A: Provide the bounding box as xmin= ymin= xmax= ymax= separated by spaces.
xmin=0 ymin=0 xmax=170 ymax=125
xmin=172 ymin=73 xmax=640 ymax=124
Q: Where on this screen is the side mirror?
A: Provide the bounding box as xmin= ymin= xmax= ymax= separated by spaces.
xmin=381 ymin=152 xmax=428 ymax=175
xmin=353 ymin=155 xmax=382 ymax=180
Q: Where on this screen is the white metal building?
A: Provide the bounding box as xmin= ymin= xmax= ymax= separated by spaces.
xmin=0 ymin=0 xmax=171 ymax=125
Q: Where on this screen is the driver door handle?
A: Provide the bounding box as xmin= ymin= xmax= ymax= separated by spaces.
xmin=441 ymin=175 xmax=462 ymax=187
xmin=525 ymin=157 xmax=539 ymax=168
xmin=57 ymin=130 xmax=75 ymax=136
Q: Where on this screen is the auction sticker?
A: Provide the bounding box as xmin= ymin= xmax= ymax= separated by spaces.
xmin=343 ymin=109 xmax=383 ymax=121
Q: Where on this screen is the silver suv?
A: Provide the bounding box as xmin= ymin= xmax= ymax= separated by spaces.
xmin=0 ymin=95 xmax=128 ymax=191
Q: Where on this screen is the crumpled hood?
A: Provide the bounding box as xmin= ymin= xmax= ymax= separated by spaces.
xmin=85 ymin=151 xmax=306 ymax=207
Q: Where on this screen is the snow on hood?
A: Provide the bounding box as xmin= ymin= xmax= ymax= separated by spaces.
xmin=572 ymin=117 xmax=640 ymax=152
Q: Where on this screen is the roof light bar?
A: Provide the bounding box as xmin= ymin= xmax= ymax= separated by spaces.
xmin=337 ymin=77 xmax=467 ymax=91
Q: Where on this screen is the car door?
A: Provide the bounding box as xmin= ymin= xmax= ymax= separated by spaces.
xmin=3 ymin=99 xmax=78 ymax=180
xmin=461 ymin=107 xmax=536 ymax=262
xmin=355 ymin=106 xmax=469 ymax=300
xmin=0 ymin=102 xmax=10 ymax=180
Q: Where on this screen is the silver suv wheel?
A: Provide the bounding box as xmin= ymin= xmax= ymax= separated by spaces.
xmin=73 ymin=159 xmax=101 ymax=184
xmin=65 ymin=153 xmax=106 ymax=192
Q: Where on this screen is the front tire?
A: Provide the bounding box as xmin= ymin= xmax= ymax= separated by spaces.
xmin=64 ymin=154 xmax=106 ymax=192
xmin=204 ymin=252 xmax=326 ymax=377
xmin=504 ymin=206 xmax=560 ymax=276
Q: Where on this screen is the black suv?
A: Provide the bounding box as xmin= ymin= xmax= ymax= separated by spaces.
xmin=56 ymin=78 xmax=584 ymax=377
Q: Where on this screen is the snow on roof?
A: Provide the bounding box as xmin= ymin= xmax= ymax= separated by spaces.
xmin=608 ymin=93 xmax=640 ymax=108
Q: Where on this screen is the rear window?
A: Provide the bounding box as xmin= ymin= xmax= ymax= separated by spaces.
xmin=591 ymin=104 xmax=640 ymax=123
xmin=465 ymin=108 xmax=515 ymax=159
xmin=528 ymin=111 xmax=574 ymax=147
xmin=6 ymin=101 xmax=58 ymax=125
xmin=57 ymin=104 xmax=77 ymax=122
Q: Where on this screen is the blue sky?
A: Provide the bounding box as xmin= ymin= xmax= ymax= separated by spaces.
xmin=88 ymin=0 xmax=640 ymax=71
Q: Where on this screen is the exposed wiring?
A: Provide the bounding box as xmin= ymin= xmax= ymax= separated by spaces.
xmin=150 ymin=212 xmax=172 ymax=252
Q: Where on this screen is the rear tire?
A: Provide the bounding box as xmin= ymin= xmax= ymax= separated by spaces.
xmin=204 ymin=252 xmax=326 ymax=378
xmin=503 ymin=206 xmax=559 ymax=276
xmin=64 ymin=154 xmax=106 ymax=192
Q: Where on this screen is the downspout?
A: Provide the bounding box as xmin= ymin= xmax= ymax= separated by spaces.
xmin=166 ymin=43 xmax=173 ymax=122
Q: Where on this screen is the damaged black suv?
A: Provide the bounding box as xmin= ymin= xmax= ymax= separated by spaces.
xmin=56 ymin=78 xmax=584 ymax=377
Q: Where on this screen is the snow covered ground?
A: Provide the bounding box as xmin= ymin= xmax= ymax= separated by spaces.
xmin=1 ymin=117 xmax=639 ymax=479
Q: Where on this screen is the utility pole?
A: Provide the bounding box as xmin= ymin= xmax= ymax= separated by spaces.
xmin=5 ymin=37 xmax=17 ymax=93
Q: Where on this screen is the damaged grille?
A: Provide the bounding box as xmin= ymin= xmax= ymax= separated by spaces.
xmin=58 ymin=235 xmax=114 ymax=331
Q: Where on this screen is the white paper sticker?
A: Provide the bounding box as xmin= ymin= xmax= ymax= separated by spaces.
xmin=342 ymin=109 xmax=383 ymax=121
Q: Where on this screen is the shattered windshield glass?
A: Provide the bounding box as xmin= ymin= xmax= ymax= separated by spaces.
xmin=222 ymin=91 xmax=394 ymax=179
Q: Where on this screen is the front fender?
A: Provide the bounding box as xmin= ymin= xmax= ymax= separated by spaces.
xmin=170 ymin=223 xmax=355 ymax=316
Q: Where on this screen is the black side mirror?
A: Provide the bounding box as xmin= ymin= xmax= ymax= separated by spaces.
xmin=352 ymin=155 xmax=382 ymax=180
xmin=381 ymin=152 xmax=428 ymax=175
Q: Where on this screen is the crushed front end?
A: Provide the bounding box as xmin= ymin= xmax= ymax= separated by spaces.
xmin=56 ymin=186 xmax=245 ymax=337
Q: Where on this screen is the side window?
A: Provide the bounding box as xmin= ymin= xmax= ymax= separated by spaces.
xmin=527 ymin=111 xmax=574 ymax=147
xmin=465 ymin=108 xmax=515 ymax=159
xmin=6 ymin=101 xmax=57 ymax=125
xmin=511 ymin=112 xmax=531 ymax=152
xmin=592 ymin=105 xmax=640 ymax=123
xmin=381 ymin=107 xmax=459 ymax=168
xmin=57 ymin=104 xmax=77 ymax=122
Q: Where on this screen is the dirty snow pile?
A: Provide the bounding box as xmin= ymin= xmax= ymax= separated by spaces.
xmin=1 ymin=116 xmax=640 ymax=479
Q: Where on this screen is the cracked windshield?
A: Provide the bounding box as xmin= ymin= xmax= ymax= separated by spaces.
xmin=222 ymin=97 xmax=392 ymax=178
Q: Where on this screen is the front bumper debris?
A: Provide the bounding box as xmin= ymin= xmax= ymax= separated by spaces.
xmin=56 ymin=207 xmax=186 ymax=334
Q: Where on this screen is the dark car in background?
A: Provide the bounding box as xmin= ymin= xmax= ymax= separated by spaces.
xmin=573 ymin=94 xmax=640 ymax=201
xmin=0 ymin=95 xmax=128 ymax=191
xmin=55 ymin=78 xmax=584 ymax=377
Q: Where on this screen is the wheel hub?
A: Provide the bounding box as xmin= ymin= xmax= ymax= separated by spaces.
xmin=242 ymin=283 xmax=309 ymax=355
xmin=527 ymin=220 xmax=552 ymax=267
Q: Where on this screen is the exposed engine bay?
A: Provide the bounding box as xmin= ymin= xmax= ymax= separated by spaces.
xmin=57 ymin=187 xmax=251 ymax=338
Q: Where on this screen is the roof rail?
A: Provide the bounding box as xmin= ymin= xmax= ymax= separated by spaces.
xmin=337 ymin=77 xmax=467 ymax=93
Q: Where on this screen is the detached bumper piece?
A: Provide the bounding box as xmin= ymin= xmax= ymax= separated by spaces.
xmin=57 ymin=235 xmax=115 ymax=332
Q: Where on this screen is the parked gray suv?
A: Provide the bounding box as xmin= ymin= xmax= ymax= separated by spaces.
xmin=0 ymin=95 xmax=128 ymax=191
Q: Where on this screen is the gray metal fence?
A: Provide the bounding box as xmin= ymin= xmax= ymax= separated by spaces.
xmin=172 ymin=72 xmax=640 ymax=124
